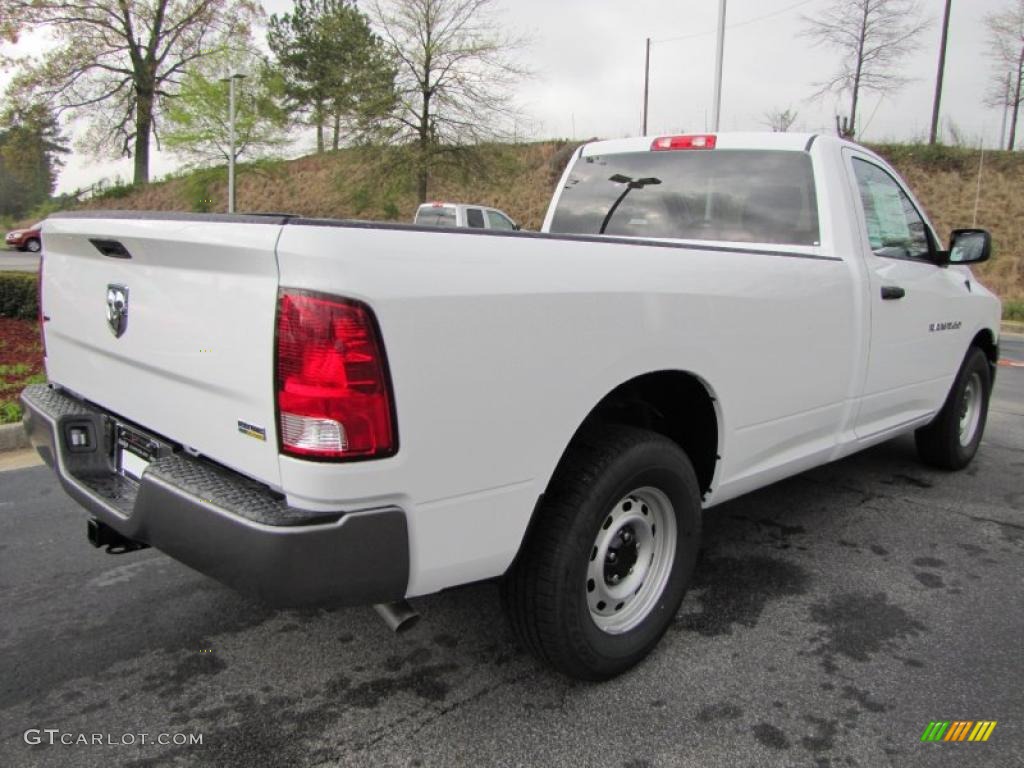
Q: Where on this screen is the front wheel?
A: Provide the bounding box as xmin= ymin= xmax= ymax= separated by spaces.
xmin=24 ymin=238 xmax=41 ymax=253
xmin=501 ymin=425 xmax=701 ymax=680
xmin=915 ymin=346 xmax=992 ymax=470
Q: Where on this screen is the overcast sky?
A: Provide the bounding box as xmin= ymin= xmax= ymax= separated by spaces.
xmin=0 ymin=0 xmax=1013 ymax=194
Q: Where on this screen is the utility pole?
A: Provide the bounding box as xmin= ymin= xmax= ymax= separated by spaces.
xmin=928 ymin=0 xmax=953 ymax=145
xmin=1001 ymin=72 xmax=1011 ymax=150
xmin=711 ymin=0 xmax=727 ymax=131
xmin=1011 ymin=46 xmax=1024 ymax=151
xmin=642 ymin=37 xmax=651 ymax=135
xmin=220 ymin=72 xmax=246 ymax=213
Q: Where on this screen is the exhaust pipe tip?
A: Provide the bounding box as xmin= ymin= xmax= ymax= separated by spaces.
xmin=374 ymin=600 xmax=420 ymax=633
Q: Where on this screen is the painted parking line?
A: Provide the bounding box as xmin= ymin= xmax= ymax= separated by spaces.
xmin=998 ymin=359 xmax=1024 ymax=368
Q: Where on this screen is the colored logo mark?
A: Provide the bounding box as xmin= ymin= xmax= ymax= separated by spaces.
xmin=921 ymin=721 xmax=997 ymax=742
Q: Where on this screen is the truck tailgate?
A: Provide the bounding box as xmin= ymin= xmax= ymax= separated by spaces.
xmin=41 ymin=215 xmax=284 ymax=488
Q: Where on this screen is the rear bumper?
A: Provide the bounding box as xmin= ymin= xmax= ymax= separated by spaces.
xmin=20 ymin=383 xmax=409 ymax=608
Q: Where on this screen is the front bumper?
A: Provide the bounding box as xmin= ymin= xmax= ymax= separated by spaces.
xmin=20 ymin=384 xmax=410 ymax=608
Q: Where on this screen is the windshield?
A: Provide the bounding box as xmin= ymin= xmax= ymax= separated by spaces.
xmin=550 ymin=149 xmax=820 ymax=246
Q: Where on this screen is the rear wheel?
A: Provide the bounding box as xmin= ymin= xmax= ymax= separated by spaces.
xmin=501 ymin=425 xmax=701 ymax=680
xmin=915 ymin=346 xmax=991 ymax=470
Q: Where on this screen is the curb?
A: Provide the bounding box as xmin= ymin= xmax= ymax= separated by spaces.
xmin=1002 ymin=321 xmax=1024 ymax=336
xmin=0 ymin=422 xmax=29 ymax=453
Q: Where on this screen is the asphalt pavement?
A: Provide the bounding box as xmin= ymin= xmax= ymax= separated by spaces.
xmin=0 ymin=249 xmax=40 ymax=272
xmin=1 ymin=343 xmax=1022 ymax=767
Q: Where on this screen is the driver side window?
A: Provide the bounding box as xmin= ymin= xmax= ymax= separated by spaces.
xmin=852 ymin=158 xmax=932 ymax=261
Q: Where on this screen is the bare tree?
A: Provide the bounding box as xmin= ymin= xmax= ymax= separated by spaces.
xmin=368 ymin=0 xmax=529 ymax=202
xmin=802 ymin=0 xmax=929 ymax=140
xmin=763 ymin=107 xmax=799 ymax=132
xmin=0 ymin=0 xmax=260 ymax=184
xmin=985 ymin=2 xmax=1024 ymax=151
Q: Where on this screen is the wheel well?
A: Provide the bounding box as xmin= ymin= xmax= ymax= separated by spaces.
xmin=571 ymin=371 xmax=719 ymax=497
xmin=972 ymin=329 xmax=998 ymax=374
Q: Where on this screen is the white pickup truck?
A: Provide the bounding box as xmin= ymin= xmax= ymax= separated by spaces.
xmin=413 ymin=201 xmax=520 ymax=230
xmin=22 ymin=132 xmax=1001 ymax=680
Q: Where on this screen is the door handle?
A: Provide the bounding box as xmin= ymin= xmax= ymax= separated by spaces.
xmin=881 ymin=286 xmax=906 ymax=300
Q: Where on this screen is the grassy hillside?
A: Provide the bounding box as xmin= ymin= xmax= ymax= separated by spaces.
xmin=81 ymin=141 xmax=570 ymax=235
xmin=77 ymin=140 xmax=1024 ymax=303
xmin=876 ymin=144 xmax=1024 ymax=304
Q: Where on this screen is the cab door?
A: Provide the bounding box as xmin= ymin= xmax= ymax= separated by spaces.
xmin=845 ymin=151 xmax=972 ymax=438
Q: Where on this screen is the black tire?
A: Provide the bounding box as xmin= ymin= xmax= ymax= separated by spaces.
xmin=501 ymin=424 xmax=701 ymax=680
xmin=24 ymin=238 xmax=41 ymax=253
xmin=915 ymin=346 xmax=991 ymax=470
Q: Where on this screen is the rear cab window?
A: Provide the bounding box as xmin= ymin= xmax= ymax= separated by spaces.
xmin=549 ymin=149 xmax=820 ymax=247
xmin=416 ymin=206 xmax=458 ymax=227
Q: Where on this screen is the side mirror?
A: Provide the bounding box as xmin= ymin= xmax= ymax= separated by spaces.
xmin=513 ymin=223 xmax=521 ymax=231
xmin=940 ymin=228 xmax=992 ymax=265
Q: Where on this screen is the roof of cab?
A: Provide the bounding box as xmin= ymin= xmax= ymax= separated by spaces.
xmin=580 ymin=132 xmax=823 ymax=157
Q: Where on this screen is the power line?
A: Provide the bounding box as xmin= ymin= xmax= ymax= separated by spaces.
xmin=653 ymin=0 xmax=818 ymax=45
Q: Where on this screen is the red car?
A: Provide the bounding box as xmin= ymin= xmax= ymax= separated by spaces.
xmin=5 ymin=223 xmax=42 ymax=252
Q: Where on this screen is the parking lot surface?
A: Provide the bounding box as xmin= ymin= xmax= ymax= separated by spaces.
xmin=0 ymin=250 xmax=39 ymax=272
xmin=1 ymin=340 xmax=1022 ymax=767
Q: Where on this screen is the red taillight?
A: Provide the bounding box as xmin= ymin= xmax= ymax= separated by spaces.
xmin=38 ymin=253 xmax=46 ymax=357
xmin=651 ymin=134 xmax=717 ymax=151
xmin=275 ymin=291 xmax=396 ymax=460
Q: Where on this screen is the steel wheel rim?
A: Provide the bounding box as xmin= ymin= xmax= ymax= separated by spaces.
xmin=586 ymin=486 xmax=677 ymax=635
xmin=959 ymin=372 xmax=983 ymax=447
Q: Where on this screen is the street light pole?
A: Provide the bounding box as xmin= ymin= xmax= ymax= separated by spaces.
xmin=220 ymin=72 xmax=246 ymax=213
xmin=711 ymin=0 xmax=727 ymax=132
xmin=642 ymin=37 xmax=651 ymax=136
xmin=228 ymin=74 xmax=237 ymax=213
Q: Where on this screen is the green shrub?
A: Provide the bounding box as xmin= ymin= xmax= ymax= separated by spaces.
xmin=1004 ymin=299 xmax=1024 ymax=322
xmin=349 ymin=186 xmax=371 ymax=215
xmin=0 ymin=401 xmax=22 ymax=424
xmin=183 ymin=168 xmax=224 ymax=212
xmin=0 ymin=273 xmax=39 ymax=319
xmin=21 ymin=195 xmax=78 ymax=223
xmin=93 ymin=178 xmax=137 ymax=200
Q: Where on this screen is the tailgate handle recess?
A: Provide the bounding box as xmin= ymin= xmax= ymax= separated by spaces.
xmin=90 ymin=239 xmax=132 ymax=259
